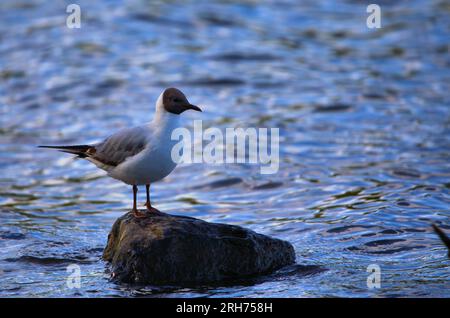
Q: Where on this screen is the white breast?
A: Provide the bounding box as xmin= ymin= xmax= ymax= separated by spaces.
xmin=108 ymin=112 xmax=181 ymax=185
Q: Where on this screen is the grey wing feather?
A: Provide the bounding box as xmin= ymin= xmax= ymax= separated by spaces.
xmin=90 ymin=126 xmax=149 ymax=167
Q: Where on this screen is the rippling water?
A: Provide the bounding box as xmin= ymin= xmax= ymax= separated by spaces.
xmin=0 ymin=0 xmax=449 ymax=297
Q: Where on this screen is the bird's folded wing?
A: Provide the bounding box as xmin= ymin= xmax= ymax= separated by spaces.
xmin=90 ymin=126 xmax=149 ymax=167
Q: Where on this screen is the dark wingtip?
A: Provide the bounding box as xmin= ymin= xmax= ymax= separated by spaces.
xmin=38 ymin=145 xmax=61 ymax=149
xmin=432 ymin=224 xmax=450 ymax=258
xmin=37 ymin=144 xmax=92 ymax=157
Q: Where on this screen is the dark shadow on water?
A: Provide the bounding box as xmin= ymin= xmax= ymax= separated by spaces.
xmin=113 ymin=264 xmax=326 ymax=297
xmin=192 ymin=177 xmax=244 ymax=190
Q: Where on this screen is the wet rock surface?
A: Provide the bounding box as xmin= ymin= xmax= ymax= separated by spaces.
xmin=103 ymin=211 xmax=295 ymax=285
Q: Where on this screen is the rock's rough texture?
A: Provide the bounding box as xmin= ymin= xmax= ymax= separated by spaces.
xmin=103 ymin=211 xmax=295 ymax=285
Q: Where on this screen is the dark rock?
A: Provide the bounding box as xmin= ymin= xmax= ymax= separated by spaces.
xmin=103 ymin=211 xmax=295 ymax=285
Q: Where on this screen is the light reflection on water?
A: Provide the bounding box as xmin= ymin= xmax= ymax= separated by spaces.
xmin=0 ymin=0 xmax=449 ymax=297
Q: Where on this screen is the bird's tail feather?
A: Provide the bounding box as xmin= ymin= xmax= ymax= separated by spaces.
xmin=38 ymin=145 xmax=92 ymax=158
xmin=433 ymin=224 xmax=450 ymax=249
xmin=432 ymin=224 xmax=450 ymax=258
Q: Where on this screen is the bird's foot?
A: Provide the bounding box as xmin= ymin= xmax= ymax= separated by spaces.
xmin=132 ymin=209 xmax=148 ymax=218
xmin=145 ymin=202 xmax=163 ymax=214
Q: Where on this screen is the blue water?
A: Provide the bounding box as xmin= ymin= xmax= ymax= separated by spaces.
xmin=0 ymin=0 xmax=449 ymax=297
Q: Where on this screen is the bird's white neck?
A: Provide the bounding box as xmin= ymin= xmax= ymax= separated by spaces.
xmin=153 ymin=109 xmax=180 ymax=127
xmin=151 ymin=96 xmax=181 ymax=133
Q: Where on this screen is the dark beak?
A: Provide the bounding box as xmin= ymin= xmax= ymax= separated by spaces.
xmin=187 ymin=104 xmax=202 ymax=112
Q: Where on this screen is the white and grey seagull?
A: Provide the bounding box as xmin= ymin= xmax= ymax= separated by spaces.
xmin=39 ymin=88 xmax=201 ymax=218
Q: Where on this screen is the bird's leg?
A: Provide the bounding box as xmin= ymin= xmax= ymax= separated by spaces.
xmin=145 ymin=184 xmax=161 ymax=213
xmin=133 ymin=185 xmax=137 ymax=211
xmin=145 ymin=184 xmax=151 ymax=210
xmin=132 ymin=185 xmax=146 ymax=218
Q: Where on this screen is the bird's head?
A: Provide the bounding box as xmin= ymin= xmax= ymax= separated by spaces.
xmin=158 ymin=87 xmax=202 ymax=115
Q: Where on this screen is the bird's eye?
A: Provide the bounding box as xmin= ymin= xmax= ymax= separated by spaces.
xmin=173 ymin=98 xmax=182 ymax=103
